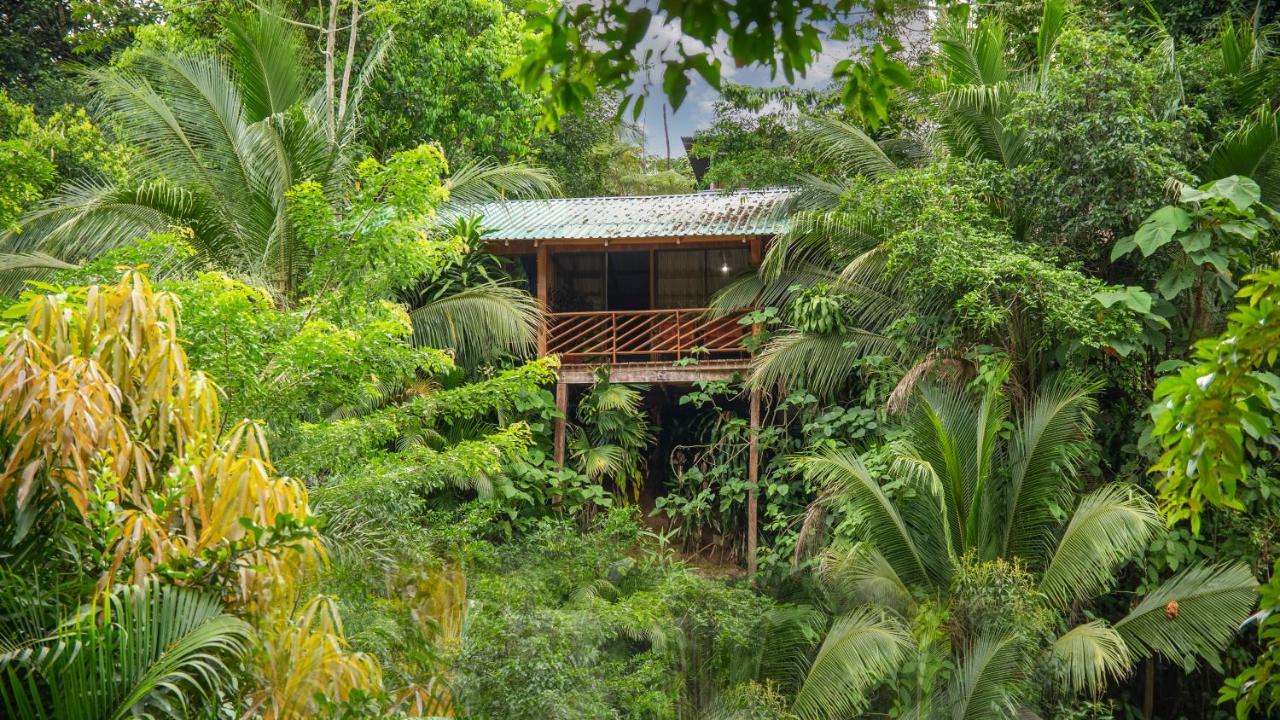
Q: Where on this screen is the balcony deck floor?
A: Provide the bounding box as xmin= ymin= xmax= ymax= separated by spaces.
xmin=558 ymin=358 xmax=750 ymax=385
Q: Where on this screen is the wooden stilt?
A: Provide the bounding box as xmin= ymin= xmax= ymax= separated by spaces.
xmin=747 ymin=389 xmax=760 ymax=575
xmin=554 ymin=381 xmax=568 ymax=469
xmin=537 ymin=242 xmax=550 ymax=355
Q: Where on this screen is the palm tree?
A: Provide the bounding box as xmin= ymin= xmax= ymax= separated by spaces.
xmin=708 ymin=2 xmax=1071 ymax=399
xmin=2 ymin=6 xmax=346 ymax=299
xmin=0 ymin=580 xmax=250 ymax=719
xmin=0 ymin=6 xmax=555 ymax=358
xmin=1195 ymin=18 xmax=1280 ymax=205
xmin=773 ymin=375 xmax=1257 ymax=719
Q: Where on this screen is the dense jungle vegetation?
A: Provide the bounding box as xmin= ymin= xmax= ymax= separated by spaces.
xmin=2 ymin=0 xmax=1280 ymax=718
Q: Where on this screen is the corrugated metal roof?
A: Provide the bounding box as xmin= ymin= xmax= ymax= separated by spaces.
xmin=444 ymin=189 xmax=792 ymax=241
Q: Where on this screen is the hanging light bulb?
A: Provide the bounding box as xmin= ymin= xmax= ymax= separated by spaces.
xmin=720 ymin=261 xmax=730 ymax=274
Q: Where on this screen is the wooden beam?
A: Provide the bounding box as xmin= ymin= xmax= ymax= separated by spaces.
xmin=537 ymin=243 xmax=549 ymax=355
xmin=747 ymin=389 xmax=760 ymax=576
xmin=557 ymin=361 xmax=748 ymax=385
xmin=554 ymin=381 xmax=568 ymax=468
xmin=749 ymin=236 xmax=763 ymax=266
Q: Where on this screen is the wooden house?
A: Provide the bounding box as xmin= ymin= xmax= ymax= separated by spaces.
xmin=461 ymin=189 xmax=793 ymax=570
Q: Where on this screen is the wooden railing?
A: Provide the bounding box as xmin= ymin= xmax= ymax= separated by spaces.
xmin=546 ymin=308 xmax=749 ymax=364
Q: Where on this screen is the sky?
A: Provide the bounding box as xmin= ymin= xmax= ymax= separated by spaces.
xmin=623 ymin=10 xmax=858 ymax=157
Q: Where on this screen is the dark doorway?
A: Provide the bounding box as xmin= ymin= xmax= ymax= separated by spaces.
xmin=607 ymin=251 xmax=650 ymax=311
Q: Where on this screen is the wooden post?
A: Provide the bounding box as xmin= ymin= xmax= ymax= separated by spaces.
xmin=537 ymin=242 xmax=549 ymax=355
xmin=747 ymin=389 xmax=760 ymax=575
xmin=554 ymin=381 xmax=568 ymax=469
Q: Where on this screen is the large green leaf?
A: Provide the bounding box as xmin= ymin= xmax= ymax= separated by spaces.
xmin=1051 ymin=621 xmax=1132 ymax=697
xmin=1039 ymin=484 xmax=1159 ymax=609
xmin=794 ymin=450 xmax=938 ymax=589
xmin=1132 ymin=206 xmax=1192 ymax=257
xmin=0 ymin=580 xmax=249 ymax=720
xmin=790 ymin=608 xmax=909 ymax=720
xmin=1113 ymin=562 xmax=1257 ymax=672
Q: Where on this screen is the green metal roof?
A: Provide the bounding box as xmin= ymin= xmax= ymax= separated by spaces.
xmin=445 ymin=189 xmax=793 ymax=241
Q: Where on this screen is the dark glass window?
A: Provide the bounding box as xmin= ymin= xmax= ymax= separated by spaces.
xmin=654 ymin=248 xmax=750 ymax=308
xmin=552 ymin=252 xmax=605 ymax=311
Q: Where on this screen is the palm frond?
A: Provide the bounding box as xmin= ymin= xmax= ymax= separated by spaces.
xmin=223 ymin=5 xmax=307 ymax=123
xmin=443 ymin=158 xmax=560 ymax=205
xmin=1202 ymin=106 xmax=1279 ymax=198
xmin=819 ymin=542 xmax=912 ymax=614
xmin=708 ymin=263 xmax=838 ymax=317
xmin=1112 ymin=562 xmax=1257 ymax=672
xmin=1035 ymin=0 xmax=1070 ymax=88
xmin=771 ymin=173 xmax=852 ymax=217
xmin=1 ymin=580 xmax=249 ymax=719
xmin=761 ymin=209 xmax=882 ymax=284
xmin=798 ymin=116 xmax=899 ymax=181
xmin=1002 ymin=373 xmax=1102 ymax=562
xmin=937 ymin=17 xmax=1010 ymax=87
xmin=1141 ymin=1 xmax=1184 ymax=115
xmin=1051 ymin=620 xmax=1132 ymax=697
xmin=86 ymin=65 xmax=241 ymax=230
xmin=4 ymin=179 xmax=227 ymax=262
xmin=946 ymin=630 xmax=1028 ymax=720
xmin=409 ymin=283 xmax=540 ymax=362
xmin=899 ymin=382 xmax=994 ymax=555
xmin=1039 ymin=484 xmax=1159 ymax=609
xmin=570 ymin=440 xmax=625 ymax=482
xmin=793 ymin=449 xmax=938 ymax=589
xmin=790 ymin=607 xmax=909 ymax=720
xmin=747 ymin=330 xmax=899 ymax=397
xmin=757 ymin=604 xmax=828 ymax=693
xmin=0 ymin=253 xmax=82 ymax=296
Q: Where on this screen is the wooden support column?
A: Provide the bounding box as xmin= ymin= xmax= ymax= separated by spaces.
xmin=553 ymin=381 xmax=568 ymax=468
xmin=537 ymin=242 xmax=549 ymax=355
xmin=747 ymin=389 xmax=760 ymax=575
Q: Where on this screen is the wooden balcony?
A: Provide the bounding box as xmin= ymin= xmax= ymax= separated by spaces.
xmin=545 ymin=308 xmax=749 ymax=366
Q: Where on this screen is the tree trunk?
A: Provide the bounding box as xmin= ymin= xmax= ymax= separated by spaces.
xmin=337 ymin=0 xmax=360 ymax=128
xmin=747 ymin=390 xmax=760 ymax=575
xmin=323 ymin=0 xmax=339 ymax=140
xmin=1144 ymin=658 xmax=1155 ymax=720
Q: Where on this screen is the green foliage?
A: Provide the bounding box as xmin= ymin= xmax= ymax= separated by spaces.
xmin=8 ymin=1 xmax=1280 ymax=716
xmin=689 ymin=84 xmax=842 ymax=190
xmin=0 ymin=90 xmax=129 ymax=234
xmin=1151 ymin=268 xmax=1280 ymax=528
xmin=1113 ymin=175 xmax=1278 ymax=343
xmin=788 ymin=377 xmax=1256 ymax=715
xmin=0 ymin=142 xmax=55 ymax=235
xmin=1227 ymin=560 xmax=1280 ymax=716
xmin=845 ymin=163 xmax=1143 ymax=355
xmin=531 ymin=92 xmax=629 ymax=197
xmin=511 ymin=0 xmax=916 ymax=131
xmin=1 ymin=7 xmax=344 ymax=298
xmin=291 ymin=146 xmax=452 ymax=298
xmin=1 ymin=579 xmax=250 ymax=720
xmin=1007 ymin=26 xmax=1201 ymax=260
xmin=787 ymin=284 xmax=848 ymax=335
xmin=364 ymin=0 xmax=543 ymax=163
xmin=455 ymin=511 xmax=776 ymax=720
xmin=569 ymin=369 xmax=655 ymax=502
xmin=0 ymin=0 xmax=161 ymax=112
